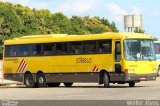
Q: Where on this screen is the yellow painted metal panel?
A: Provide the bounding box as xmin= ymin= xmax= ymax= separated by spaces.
xmin=3 ymin=54 xmax=114 ymax=74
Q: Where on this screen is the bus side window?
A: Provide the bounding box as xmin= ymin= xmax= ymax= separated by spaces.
xmin=31 ymin=44 xmax=42 ymax=56
xmin=23 ymin=51 xmax=29 ymax=56
xmin=69 ymin=42 xmax=83 ymax=54
xmin=115 ymin=41 xmax=121 ymax=62
xmin=82 ymin=41 xmax=96 ymax=54
xmin=17 ymin=45 xmax=30 ymax=56
xmin=33 ymin=50 xmax=38 ymax=55
xmin=11 ymin=50 xmax=17 ymax=56
xmin=98 ymin=40 xmax=112 ymax=53
xmin=75 ymin=49 xmax=80 ymax=54
xmin=43 ymin=43 xmax=54 ymax=55
xmin=87 ymin=41 xmax=96 ymax=53
xmin=5 ymin=45 xmax=17 ymax=57
xmin=55 ymin=43 xmax=68 ymax=55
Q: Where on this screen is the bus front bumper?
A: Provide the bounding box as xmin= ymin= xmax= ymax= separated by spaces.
xmin=109 ymin=73 xmax=157 ymax=82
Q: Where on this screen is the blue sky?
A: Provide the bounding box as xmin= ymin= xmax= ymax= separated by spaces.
xmin=1 ymin=0 xmax=160 ymax=38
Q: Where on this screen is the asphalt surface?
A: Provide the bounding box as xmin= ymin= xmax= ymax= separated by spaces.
xmin=0 ymin=77 xmax=160 ymax=100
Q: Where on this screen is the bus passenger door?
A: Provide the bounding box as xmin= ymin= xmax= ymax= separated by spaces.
xmin=114 ymin=40 xmax=122 ymax=73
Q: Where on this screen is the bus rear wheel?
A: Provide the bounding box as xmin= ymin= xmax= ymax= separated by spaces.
xmin=157 ymin=66 xmax=160 ymax=77
xmin=129 ymin=82 xmax=135 ymax=87
xmin=47 ymin=83 xmax=61 ymax=87
xmin=63 ymin=82 xmax=73 ymax=87
xmin=103 ymin=72 xmax=110 ymax=88
xmin=24 ymin=73 xmax=35 ymax=88
xmin=36 ymin=73 xmax=46 ymax=88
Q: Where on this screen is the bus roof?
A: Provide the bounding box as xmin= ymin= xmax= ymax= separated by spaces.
xmin=4 ymin=32 xmax=154 ymax=45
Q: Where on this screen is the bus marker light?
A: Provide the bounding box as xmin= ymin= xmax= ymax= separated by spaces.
xmin=124 ymin=69 xmax=128 ymax=74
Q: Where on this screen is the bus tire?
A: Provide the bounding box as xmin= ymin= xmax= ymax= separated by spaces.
xmin=47 ymin=83 xmax=60 ymax=87
xmin=157 ymin=66 xmax=160 ymax=77
xmin=129 ymin=82 xmax=135 ymax=87
xmin=103 ymin=72 xmax=110 ymax=88
xmin=24 ymin=73 xmax=35 ymax=88
xmin=63 ymin=82 xmax=73 ymax=87
xmin=36 ymin=73 xmax=46 ymax=88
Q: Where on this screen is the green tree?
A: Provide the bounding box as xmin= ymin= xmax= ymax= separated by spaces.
xmin=0 ymin=1 xmax=119 ymax=58
xmin=33 ymin=9 xmax=53 ymax=34
xmin=110 ymin=22 xmax=119 ymax=32
xmin=68 ymin=16 xmax=89 ymax=35
xmin=94 ymin=17 xmax=110 ymax=27
xmin=0 ymin=2 xmax=23 ymax=37
xmin=84 ymin=17 xmax=112 ymax=34
xmin=51 ymin=12 xmax=69 ymax=34
xmin=94 ymin=17 xmax=119 ymax=32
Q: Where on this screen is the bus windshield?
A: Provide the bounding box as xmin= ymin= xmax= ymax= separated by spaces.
xmin=153 ymin=42 xmax=160 ymax=54
xmin=124 ymin=39 xmax=156 ymax=60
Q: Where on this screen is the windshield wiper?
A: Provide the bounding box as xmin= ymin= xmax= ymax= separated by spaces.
xmin=145 ymin=54 xmax=152 ymax=61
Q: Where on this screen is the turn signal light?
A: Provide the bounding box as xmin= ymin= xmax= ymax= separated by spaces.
xmin=124 ymin=69 xmax=128 ymax=74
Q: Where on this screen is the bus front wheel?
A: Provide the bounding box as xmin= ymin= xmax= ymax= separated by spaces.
xmin=103 ymin=72 xmax=110 ymax=88
xmin=36 ymin=73 xmax=47 ymax=88
xmin=24 ymin=73 xmax=35 ymax=88
xmin=63 ymin=82 xmax=73 ymax=87
xmin=157 ymin=66 xmax=160 ymax=77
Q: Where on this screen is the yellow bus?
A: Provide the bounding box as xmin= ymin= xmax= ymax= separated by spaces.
xmin=154 ymin=41 xmax=160 ymax=76
xmin=3 ymin=32 xmax=157 ymax=88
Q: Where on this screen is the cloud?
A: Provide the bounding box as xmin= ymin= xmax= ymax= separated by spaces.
xmin=1 ymin=0 xmax=48 ymax=10
xmin=29 ymin=2 xmax=49 ymax=10
xmin=151 ymin=11 xmax=160 ymax=16
xmin=1 ymin=0 xmax=30 ymax=6
xmin=18 ymin=0 xmax=29 ymax=6
xmin=104 ymin=2 xmax=144 ymax=24
xmin=104 ymin=2 xmax=128 ymax=16
xmin=104 ymin=2 xmax=128 ymax=23
xmin=0 ymin=0 xmax=7 ymax=1
xmin=53 ymin=0 xmax=101 ymax=15
xmin=131 ymin=6 xmax=142 ymax=15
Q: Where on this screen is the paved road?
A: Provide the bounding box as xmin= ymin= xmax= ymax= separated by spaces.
xmin=0 ymin=77 xmax=160 ymax=100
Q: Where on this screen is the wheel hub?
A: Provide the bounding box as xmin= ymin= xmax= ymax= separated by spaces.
xmin=39 ymin=77 xmax=44 ymax=83
xmin=26 ymin=78 xmax=31 ymax=85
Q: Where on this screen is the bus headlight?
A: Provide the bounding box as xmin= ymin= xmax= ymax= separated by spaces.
xmin=152 ymin=68 xmax=157 ymax=73
xmin=128 ymin=69 xmax=135 ymax=73
xmin=124 ymin=69 xmax=135 ymax=73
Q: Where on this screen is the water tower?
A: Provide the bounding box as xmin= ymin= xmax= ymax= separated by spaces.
xmin=124 ymin=14 xmax=142 ymax=32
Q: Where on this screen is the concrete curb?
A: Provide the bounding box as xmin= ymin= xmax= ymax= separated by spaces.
xmin=0 ymin=79 xmax=23 ymax=86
